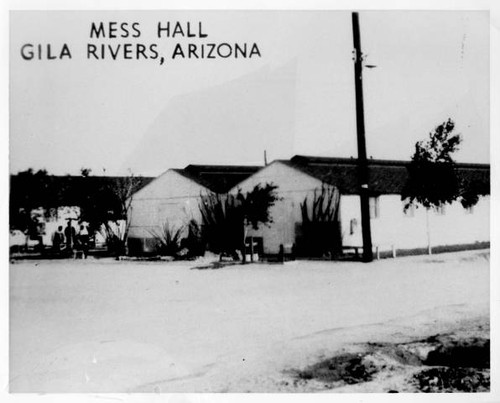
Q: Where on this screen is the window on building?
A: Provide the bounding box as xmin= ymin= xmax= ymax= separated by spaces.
xmin=350 ymin=218 xmax=358 ymax=235
xmin=369 ymin=197 xmax=380 ymax=219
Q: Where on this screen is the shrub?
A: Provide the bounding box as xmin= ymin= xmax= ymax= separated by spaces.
xmin=297 ymin=184 xmax=341 ymax=257
xmin=182 ymin=219 xmax=206 ymax=258
xmin=149 ymin=222 xmax=185 ymax=257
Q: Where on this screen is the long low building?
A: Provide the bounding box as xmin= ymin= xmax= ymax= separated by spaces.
xmin=127 ymin=155 xmax=490 ymax=257
xmin=232 ymin=155 xmax=490 ymax=256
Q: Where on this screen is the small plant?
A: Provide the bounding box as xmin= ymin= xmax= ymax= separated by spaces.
xmin=298 ymin=183 xmax=341 ymax=257
xmin=99 ymin=221 xmax=127 ymax=256
xmin=198 ymin=192 xmax=243 ymax=256
xmin=149 ymin=221 xmax=185 ymax=257
xmin=301 ymin=184 xmax=340 ymax=223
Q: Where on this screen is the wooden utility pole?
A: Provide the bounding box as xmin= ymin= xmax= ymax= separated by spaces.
xmin=352 ymin=12 xmax=373 ymax=262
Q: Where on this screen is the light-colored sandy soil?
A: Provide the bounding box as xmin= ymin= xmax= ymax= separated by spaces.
xmin=9 ymin=250 xmax=489 ymax=392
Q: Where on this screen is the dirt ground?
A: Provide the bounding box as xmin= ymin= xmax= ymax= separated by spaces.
xmin=291 ymin=318 xmax=489 ymax=392
xmin=9 ymin=249 xmax=490 ymax=392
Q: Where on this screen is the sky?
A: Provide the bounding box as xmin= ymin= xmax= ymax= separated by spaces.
xmin=9 ymin=10 xmax=489 ymax=176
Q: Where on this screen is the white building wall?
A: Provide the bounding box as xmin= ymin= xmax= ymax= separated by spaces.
xmin=130 ymin=165 xmax=489 ymax=256
xmin=339 ymin=195 xmax=362 ymax=247
xmin=233 ymin=162 xmax=325 ymax=254
xmin=340 ymin=194 xmax=490 ymax=252
xmin=423 ymin=196 xmax=489 ymax=247
xmin=128 ymin=170 xmax=207 ymax=240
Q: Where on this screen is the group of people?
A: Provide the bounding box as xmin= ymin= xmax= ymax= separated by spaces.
xmin=52 ymin=220 xmax=90 ymax=258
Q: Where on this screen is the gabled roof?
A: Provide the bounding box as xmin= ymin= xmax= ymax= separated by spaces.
xmin=174 ymin=164 xmax=262 ymax=193
xmin=287 ymin=155 xmax=490 ymax=195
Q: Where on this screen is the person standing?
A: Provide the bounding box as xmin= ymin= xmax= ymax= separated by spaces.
xmin=77 ymin=223 xmax=90 ymax=259
xmin=52 ymin=225 xmax=65 ymax=255
xmin=64 ymin=220 xmax=76 ymax=255
xmin=33 ymin=217 xmax=46 ymax=255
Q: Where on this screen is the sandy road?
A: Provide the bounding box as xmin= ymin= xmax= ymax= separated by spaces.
xmin=9 ymin=250 xmax=489 ymax=392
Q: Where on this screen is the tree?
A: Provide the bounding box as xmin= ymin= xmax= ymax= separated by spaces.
xmin=80 ymin=167 xmax=92 ymax=177
xmin=72 ymin=170 xmax=145 ymax=256
xmin=239 ymin=183 xmax=281 ymax=263
xmin=10 ymin=168 xmax=59 ymax=231
xmin=10 ymin=168 xmax=147 ymax=256
xmin=402 ymin=119 xmax=483 ymax=254
xmin=198 ymin=183 xmax=280 ymax=261
xmin=240 ymin=183 xmax=280 ymax=229
xmin=402 ymin=119 xmax=461 ymax=211
xmin=459 ymin=180 xmax=489 ymax=209
xmin=99 ymin=173 xmax=145 ymax=256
